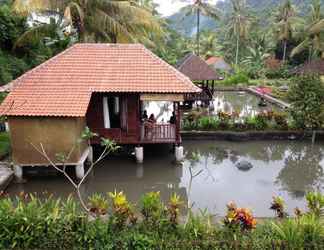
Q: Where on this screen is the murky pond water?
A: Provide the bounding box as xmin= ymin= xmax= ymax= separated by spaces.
xmin=6 ymin=140 xmax=324 ymax=218
xmin=212 ymin=91 xmax=280 ymax=116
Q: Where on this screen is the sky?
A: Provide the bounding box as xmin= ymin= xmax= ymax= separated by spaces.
xmin=153 ymin=0 xmax=219 ymax=17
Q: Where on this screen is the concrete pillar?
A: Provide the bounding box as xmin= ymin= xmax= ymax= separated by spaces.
xmin=135 ymin=146 xmax=144 ymax=164
xmin=75 ymin=163 xmax=85 ymax=179
xmin=5 ymin=122 xmax=9 ymax=132
xmin=87 ymin=146 xmax=93 ymax=163
xmin=175 ymin=146 xmax=184 ymax=162
xmin=13 ymin=165 xmax=23 ymax=180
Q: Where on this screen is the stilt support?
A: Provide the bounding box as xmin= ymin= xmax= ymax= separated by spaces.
xmin=13 ymin=165 xmax=23 ymax=180
xmin=175 ymin=146 xmax=184 ymax=162
xmin=135 ymin=146 xmax=144 ymax=164
xmin=75 ymin=163 xmax=85 ymax=179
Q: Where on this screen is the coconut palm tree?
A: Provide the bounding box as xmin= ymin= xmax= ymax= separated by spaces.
xmin=273 ymin=0 xmax=300 ymax=62
xmin=181 ymin=0 xmax=220 ymax=56
xmin=227 ymin=0 xmax=252 ymax=65
xmin=12 ymin=0 xmax=162 ymax=44
xmin=291 ymin=0 xmax=324 ymax=60
xmin=197 ymin=30 xmax=222 ymax=59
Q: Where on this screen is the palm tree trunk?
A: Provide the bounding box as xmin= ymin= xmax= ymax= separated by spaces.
xmin=235 ymin=34 xmax=239 ymax=65
xmin=283 ymin=40 xmax=287 ymax=62
xmin=308 ymin=45 xmax=313 ymax=63
xmin=196 ymin=8 xmax=200 ymax=56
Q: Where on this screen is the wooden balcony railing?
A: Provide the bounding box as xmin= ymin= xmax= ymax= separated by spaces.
xmin=140 ymin=123 xmax=176 ymax=143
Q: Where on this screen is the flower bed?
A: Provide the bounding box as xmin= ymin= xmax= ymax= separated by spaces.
xmin=183 ymin=111 xmax=292 ymax=132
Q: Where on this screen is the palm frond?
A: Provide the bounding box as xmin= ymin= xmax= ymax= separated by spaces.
xmin=290 ymin=39 xmax=310 ymax=57
xmin=13 ymin=0 xmax=50 ymax=14
xmin=309 ymin=19 xmax=324 ymax=35
xmin=13 ymin=23 xmax=56 ymax=50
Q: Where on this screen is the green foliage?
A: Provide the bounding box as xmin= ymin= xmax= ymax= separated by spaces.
xmin=0 ymin=2 xmax=69 ymax=85
xmin=306 ymin=192 xmax=324 ymax=217
xmin=0 ymin=192 xmax=323 ymax=249
xmin=222 ymin=69 xmax=250 ymax=85
xmin=0 ymin=4 xmax=26 ymax=50
xmin=288 ymin=74 xmax=324 ymax=129
xmin=140 ymin=191 xmax=164 ymax=223
xmin=265 ymin=64 xmax=293 ymax=79
xmin=183 ymin=110 xmax=290 ymax=132
xmin=0 ymin=132 xmax=10 ymax=158
xmin=88 ymin=193 xmax=109 ymax=216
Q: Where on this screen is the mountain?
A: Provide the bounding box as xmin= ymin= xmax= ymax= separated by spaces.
xmin=167 ymin=0 xmax=324 ymax=37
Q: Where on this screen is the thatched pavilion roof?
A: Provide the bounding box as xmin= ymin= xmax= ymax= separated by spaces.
xmin=176 ymin=53 xmax=219 ymax=81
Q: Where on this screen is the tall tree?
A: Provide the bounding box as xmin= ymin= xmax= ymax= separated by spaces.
xmin=291 ymin=0 xmax=324 ymax=60
xmin=181 ymin=0 xmax=220 ymax=56
xmin=227 ymin=0 xmax=252 ymax=65
xmin=196 ymin=30 xmax=222 ymax=59
xmin=12 ymin=0 xmax=162 ymax=44
xmin=273 ymin=0 xmax=300 ymax=62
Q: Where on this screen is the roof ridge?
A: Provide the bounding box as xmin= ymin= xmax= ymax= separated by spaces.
xmin=177 ymin=53 xmax=195 ymax=71
xmin=140 ymin=46 xmax=199 ymax=92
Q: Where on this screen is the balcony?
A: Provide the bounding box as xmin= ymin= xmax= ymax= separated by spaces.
xmin=140 ymin=123 xmax=176 ymax=143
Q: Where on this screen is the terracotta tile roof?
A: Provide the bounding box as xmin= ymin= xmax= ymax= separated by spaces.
xmin=176 ymin=53 xmax=219 ymax=81
xmin=293 ymin=59 xmax=324 ymax=75
xmin=205 ymin=56 xmax=223 ymax=65
xmin=0 ymin=43 xmax=200 ymax=117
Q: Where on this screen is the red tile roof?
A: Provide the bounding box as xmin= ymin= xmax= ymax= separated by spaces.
xmin=293 ymin=59 xmax=324 ymax=75
xmin=0 ymin=43 xmax=200 ymax=117
xmin=177 ymin=53 xmax=219 ymax=81
xmin=205 ymin=56 xmax=223 ymax=65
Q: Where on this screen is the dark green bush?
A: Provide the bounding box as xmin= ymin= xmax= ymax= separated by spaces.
xmin=288 ymin=74 xmax=324 ymax=130
xmin=265 ymin=64 xmax=293 ymax=79
xmin=222 ymin=70 xmax=250 ymax=85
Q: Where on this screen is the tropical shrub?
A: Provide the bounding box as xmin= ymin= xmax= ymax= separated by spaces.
xmin=265 ymin=64 xmax=293 ymax=79
xmin=222 ymin=70 xmax=250 ymax=85
xmin=288 ymin=74 xmax=324 ymax=129
xmin=140 ymin=191 xmax=165 ymax=224
xmin=223 ymin=202 xmax=257 ymax=231
xmin=183 ymin=110 xmax=291 ymax=131
xmin=0 ymin=192 xmax=323 ymax=249
xmin=0 ymin=132 xmax=10 ymax=159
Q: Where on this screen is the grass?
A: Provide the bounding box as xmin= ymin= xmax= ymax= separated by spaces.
xmin=0 ymin=132 xmax=10 ymax=159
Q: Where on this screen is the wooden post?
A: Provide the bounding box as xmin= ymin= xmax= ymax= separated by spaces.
xmin=175 ymin=102 xmax=181 ymax=144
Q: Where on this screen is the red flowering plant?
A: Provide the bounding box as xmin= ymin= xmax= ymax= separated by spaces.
xmin=218 ymin=111 xmax=232 ymax=129
xmin=270 ymin=196 xmax=288 ymax=218
xmin=223 ymin=202 xmax=257 ymax=231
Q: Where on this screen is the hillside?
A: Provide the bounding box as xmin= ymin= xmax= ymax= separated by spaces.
xmin=168 ymin=0 xmax=324 ymax=37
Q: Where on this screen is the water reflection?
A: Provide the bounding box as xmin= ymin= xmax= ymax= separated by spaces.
xmin=6 ymin=141 xmax=324 ymax=218
xmin=213 ymin=91 xmax=279 ymax=117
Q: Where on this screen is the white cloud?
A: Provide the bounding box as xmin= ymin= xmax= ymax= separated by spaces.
xmin=153 ymin=0 xmax=219 ymax=17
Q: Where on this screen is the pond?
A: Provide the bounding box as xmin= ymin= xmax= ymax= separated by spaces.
xmin=211 ymin=91 xmax=280 ymax=117
xmin=6 ymin=140 xmax=324 ymax=218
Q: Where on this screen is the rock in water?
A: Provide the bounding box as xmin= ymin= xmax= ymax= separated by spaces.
xmin=236 ymin=160 xmax=253 ymax=171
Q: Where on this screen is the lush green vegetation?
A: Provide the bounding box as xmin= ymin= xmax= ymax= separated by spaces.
xmin=0 ymin=191 xmax=322 ymax=249
xmin=0 ymin=132 xmax=10 ymax=159
xmin=0 ymin=2 xmax=70 ymax=85
xmin=183 ymin=110 xmax=292 ymax=131
xmin=288 ymin=74 xmax=324 ymax=129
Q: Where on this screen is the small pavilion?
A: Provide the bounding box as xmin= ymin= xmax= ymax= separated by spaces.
xmin=176 ymin=53 xmax=220 ymax=106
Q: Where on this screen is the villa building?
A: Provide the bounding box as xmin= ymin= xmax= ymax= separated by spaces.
xmin=0 ymin=43 xmax=200 ymax=179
